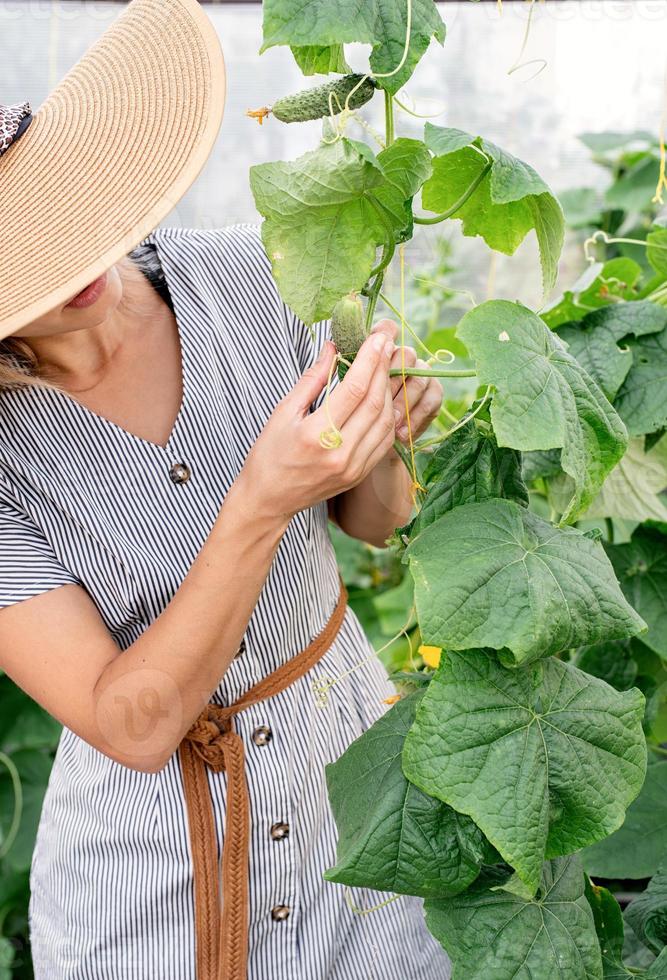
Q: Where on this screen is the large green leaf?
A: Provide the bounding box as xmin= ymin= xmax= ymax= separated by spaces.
xmin=324 ymin=691 xmax=489 ymax=897
xmin=250 ymin=138 xmax=386 ymax=323
xmin=372 ymin=138 xmax=433 ymax=243
xmin=606 ymin=530 xmax=667 ymax=660
xmin=402 ymin=650 xmax=647 ymax=891
xmin=261 ymin=0 xmax=445 ymax=94
xmin=422 ymin=125 xmax=564 ymax=294
xmin=404 ymin=499 xmax=646 ymax=666
xmin=625 ymin=870 xmax=667 ymax=956
xmin=457 ymin=300 xmax=629 ymax=522
xmin=250 ymin=137 xmax=433 ymax=323
xmin=556 ymin=303 xmax=667 ymax=401
xmin=423 ymin=855 xmax=603 ymax=980
xmin=614 ymin=326 xmax=667 ymax=437
xmin=404 ymin=420 xmax=527 ymax=539
xmin=582 ymin=761 xmax=667 ymax=880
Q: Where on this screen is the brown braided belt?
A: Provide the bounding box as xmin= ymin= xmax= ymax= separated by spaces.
xmin=178 ymin=574 xmax=348 ymax=980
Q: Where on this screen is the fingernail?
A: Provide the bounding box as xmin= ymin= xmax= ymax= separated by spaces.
xmin=394 ymin=408 xmax=401 ymax=422
xmin=372 ymin=334 xmax=385 ymax=352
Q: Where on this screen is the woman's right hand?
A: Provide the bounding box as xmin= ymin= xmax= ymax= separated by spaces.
xmin=237 ymin=323 xmax=398 ymax=523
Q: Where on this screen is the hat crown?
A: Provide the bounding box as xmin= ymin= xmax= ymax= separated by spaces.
xmin=0 ymin=102 xmax=32 ymax=158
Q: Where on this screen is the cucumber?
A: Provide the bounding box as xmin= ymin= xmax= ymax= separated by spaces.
xmin=330 ymin=292 xmax=366 ymax=381
xmin=272 ymin=74 xmax=376 ymax=124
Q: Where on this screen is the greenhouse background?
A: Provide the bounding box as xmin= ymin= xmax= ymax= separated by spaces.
xmin=3 ymin=0 xmax=667 ymax=307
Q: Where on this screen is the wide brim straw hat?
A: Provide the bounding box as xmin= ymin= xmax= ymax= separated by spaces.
xmin=0 ymin=0 xmax=226 ymax=341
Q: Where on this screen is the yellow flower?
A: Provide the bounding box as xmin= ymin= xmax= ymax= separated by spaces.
xmin=419 ymin=644 xmax=442 ymax=669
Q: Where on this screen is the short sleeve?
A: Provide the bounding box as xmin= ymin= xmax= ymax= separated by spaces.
xmin=0 ymin=500 xmax=80 ymax=609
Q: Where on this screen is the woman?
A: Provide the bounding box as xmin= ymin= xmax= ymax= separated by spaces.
xmin=0 ymin=1 xmax=449 ymax=979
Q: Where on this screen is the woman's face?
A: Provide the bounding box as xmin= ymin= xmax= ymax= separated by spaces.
xmin=11 ymin=264 xmax=124 ymax=339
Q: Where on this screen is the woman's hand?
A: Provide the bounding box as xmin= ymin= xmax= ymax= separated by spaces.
xmin=387 ymin=342 xmax=444 ymax=447
xmin=238 ymin=324 xmax=397 ymax=523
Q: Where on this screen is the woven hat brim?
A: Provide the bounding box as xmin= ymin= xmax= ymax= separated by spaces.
xmin=0 ymin=0 xmax=226 ymax=340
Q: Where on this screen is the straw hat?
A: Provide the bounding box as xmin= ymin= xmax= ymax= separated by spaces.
xmin=0 ymin=0 xmax=226 ymax=341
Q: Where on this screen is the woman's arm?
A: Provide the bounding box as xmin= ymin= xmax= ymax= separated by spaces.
xmin=328 ymin=330 xmax=445 ymax=548
xmin=0 ymin=327 xmax=397 ymax=774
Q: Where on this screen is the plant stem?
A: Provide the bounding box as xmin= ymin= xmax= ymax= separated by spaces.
xmin=414 ymin=161 xmax=492 ymax=225
xmin=605 ymin=517 xmax=615 ymax=544
xmin=392 ymin=438 xmax=419 ymax=481
xmin=384 ymin=89 xmax=395 ymax=146
xmin=389 ymin=366 xmax=477 ymax=378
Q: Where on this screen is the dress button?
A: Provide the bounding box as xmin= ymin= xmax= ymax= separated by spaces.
xmin=234 ymin=639 xmax=246 ymax=659
xmin=252 ymin=725 xmax=272 ymax=746
xmin=271 ymin=905 xmax=290 ymax=922
xmin=270 ymin=822 xmax=289 ymax=841
xmin=169 ymin=462 xmax=191 ymax=485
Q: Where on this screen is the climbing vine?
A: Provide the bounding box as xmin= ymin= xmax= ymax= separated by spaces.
xmin=247 ymin=1 xmax=667 ymax=976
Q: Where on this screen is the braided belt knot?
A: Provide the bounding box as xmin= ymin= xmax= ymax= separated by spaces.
xmin=178 ymin=574 xmax=348 ymax=980
xmin=186 ymin=707 xmax=233 ymax=771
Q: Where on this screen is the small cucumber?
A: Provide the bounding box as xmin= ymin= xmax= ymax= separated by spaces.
xmin=272 ymin=74 xmax=376 ymax=124
xmin=330 ymin=292 xmax=366 ymax=381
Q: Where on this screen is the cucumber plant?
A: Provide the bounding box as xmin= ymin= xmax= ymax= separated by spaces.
xmin=247 ymin=3 xmax=662 ymax=977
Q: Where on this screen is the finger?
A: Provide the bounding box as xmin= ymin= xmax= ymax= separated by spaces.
xmin=342 ymin=385 xmax=395 ymax=484
xmin=370 ymin=318 xmax=399 ymax=344
xmin=393 ymin=358 xmax=432 ymax=425
xmin=286 ymin=340 xmax=338 ymax=416
xmin=388 ymin=346 xmax=417 ymax=398
xmin=324 ymin=330 xmax=393 ymax=428
xmin=396 ymin=382 xmax=444 ymax=443
xmin=339 ymin=353 xmax=394 ymax=453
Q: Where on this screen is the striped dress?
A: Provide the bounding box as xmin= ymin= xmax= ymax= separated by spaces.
xmin=0 ymin=224 xmax=451 ymax=980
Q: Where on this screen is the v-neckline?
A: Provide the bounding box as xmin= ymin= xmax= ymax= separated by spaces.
xmin=40 ymin=231 xmax=189 ymax=455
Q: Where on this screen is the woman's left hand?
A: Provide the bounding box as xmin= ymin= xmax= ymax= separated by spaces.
xmin=388 ymin=344 xmax=444 ymax=447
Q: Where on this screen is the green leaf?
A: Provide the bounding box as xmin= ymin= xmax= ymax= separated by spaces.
xmin=0 ymin=749 xmax=53 ymax=873
xmin=556 ymin=302 xmax=667 ymax=402
xmin=422 ymin=125 xmax=564 ymax=294
xmin=615 ymin=325 xmax=667 ymax=437
xmin=405 ymin=421 xmax=527 ymax=539
xmin=423 ymin=855 xmax=603 ymax=980
xmin=583 ymin=436 xmax=667 ymax=524
xmin=325 ymin=692 xmax=488 ymax=897
xmin=579 ymin=131 xmax=656 ymax=155
xmin=605 ymin=155 xmax=661 ymax=213
xmin=560 ymin=187 xmax=605 ymax=229
xmin=456 ymin=300 xmax=628 ymax=522
xmin=574 ymin=639 xmax=639 ymax=692
xmin=261 ymin=0 xmax=446 ymax=95
xmin=0 ymin=938 xmax=14 ymax=979
xmin=585 ymin=879 xmax=629 ymax=979
xmin=648 ymin=225 xmax=667 ymax=278
xmin=648 ymin=948 xmax=667 ymax=978
xmin=250 ymin=138 xmax=386 ymax=323
xmin=606 ymin=529 xmax=667 ymax=660
xmin=543 ymin=257 xmax=644 ymax=330
xmin=290 ymin=44 xmax=351 ymax=75
xmin=372 ymin=138 xmax=433 ymax=243
xmin=0 ymin=678 xmax=61 ymax=752
xmin=403 ymin=650 xmax=646 ymax=892
xmin=625 ymin=870 xmax=667 ymax=956
xmin=582 ymin=761 xmax=667 ymax=880
xmin=405 ymin=499 xmax=646 ymax=666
